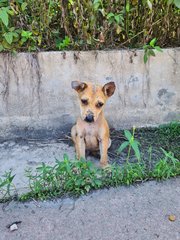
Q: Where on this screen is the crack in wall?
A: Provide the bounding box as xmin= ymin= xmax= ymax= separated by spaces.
xmin=142 ymin=61 xmax=151 ymax=108
xmin=1 ymin=54 xmax=11 ymax=112
xmin=167 ymin=49 xmax=179 ymax=77
xmin=26 ymin=53 xmax=42 ymax=115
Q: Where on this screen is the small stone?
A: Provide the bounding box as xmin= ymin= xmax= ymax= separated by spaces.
xmin=10 ymin=224 xmax=18 ymax=231
xmin=8 ymin=142 xmax=16 ymax=147
xmin=168 ymin=214 xmax=176 ymax=221
xmin=22 ymin=146 xmax=29 ymax=150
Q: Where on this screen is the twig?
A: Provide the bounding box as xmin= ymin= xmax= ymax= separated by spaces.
xmin=120 ymin=18 xmax=162 ymax=46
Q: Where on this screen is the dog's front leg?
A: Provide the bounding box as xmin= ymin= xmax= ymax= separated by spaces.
xmin=76 ymin=135 xmax=85 ymax=160
xmin=99 ymin=137 xmax=109 ymax=167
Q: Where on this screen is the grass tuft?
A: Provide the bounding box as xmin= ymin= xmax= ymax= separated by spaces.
xmin=19 ymin=150 xmax=179 ymax=202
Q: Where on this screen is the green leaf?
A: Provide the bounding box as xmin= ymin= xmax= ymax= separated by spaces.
xmin=147 ymin=0 xmax=152 ymax=10
xmin=0 ymin=44 xmax=4 ymax=52
xmin=143 ymin=45 xmax=148 ymax=50
xmin=2 ymin=40 xmax=11 ymax=49
xmin=107 ymin=12 xmax=114 ymax=19
xmin=0 ymin=0 xmax=8 ymax=7
xmin=167 ymin=0 xmax=173 ymax=5
xmin=126 ymin=2 xmax=130 ymax=12
xmin=154 ymin=46 xmax=163 ymax=52
xmin=85 ymin=185 xmax=91 ymax=192
xmin=63 ymin=153 xmax=69 ymax=161
xmin=114 ymin=15 xmax=120 ymax=23
xmin=0 ymin=8 xmax=9 ymax=27
xmin=117 ymin=141 xmax=129 ymax=154
xmin=149 ymin=49 xmax=156 ymax=56
xmin=144 ymin=53 xmax=148 ymax=63
xmin=12 ymin=32 xmax=19 ymax=38
xmin=131 ymin=141 xmax=141 ymax=160
xmin=21 ymin=30 xmax=32 ymax=38
xmin=149 ymin=38 xmax=156 ymax=47
xmin=64 ymin=36 xmax=70 ymax=44
xmin=174 ymin=0 xmax=180 ymax=8
xmin=8 ymin=174 xmax=15 ymax=183
xmin=4 ymin=32 xmax=13 ymax=44
xmin=21 ymin=37 xmax=27 ymax=44
xmin=21 ymin=2 xmax=27 ymax=11
xmin=99 ymin=8 xmax=106 ymax=17
xmin=69 ymin=0 xmax=74 ymax=5
xmin=124 ymin=130 xmax=132 ymax=141
xmin=94 ymin=179 xmax=102 ymax=187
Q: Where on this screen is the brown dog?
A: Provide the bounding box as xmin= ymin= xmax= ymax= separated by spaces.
xmin=71 ymin=81 xmax=116 ymax=167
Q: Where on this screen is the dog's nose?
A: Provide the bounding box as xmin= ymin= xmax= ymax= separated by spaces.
xmin=85 ymin=114 xmax=94 ymax=123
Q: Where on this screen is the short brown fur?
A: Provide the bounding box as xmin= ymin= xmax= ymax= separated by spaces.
xmin=71 ymin=81 xmax=116 ymax=167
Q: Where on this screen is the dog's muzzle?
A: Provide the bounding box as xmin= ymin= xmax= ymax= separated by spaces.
xmin=85 ymin=114 xmax=94 ymax=123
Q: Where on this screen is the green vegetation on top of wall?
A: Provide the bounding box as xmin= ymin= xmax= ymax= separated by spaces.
xmin=0 ymin=0 xmax=179 ymax=52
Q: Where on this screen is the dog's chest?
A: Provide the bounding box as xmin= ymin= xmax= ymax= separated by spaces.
xmin=83 ymin=122 xmax=98 ymax=136
xmin=83 ymin=123 xmax=99 ymax=150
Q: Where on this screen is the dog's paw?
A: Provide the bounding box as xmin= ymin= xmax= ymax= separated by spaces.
xmin=100 ymin=162 xmax=110 ymax=169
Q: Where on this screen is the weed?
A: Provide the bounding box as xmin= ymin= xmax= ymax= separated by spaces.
xmin=117 ymin=127 xmax=141 ymax=162
xmin=136 ymin=121 xmax=180 ymax=161
xmin=0 ymin=170 xmax=16 ymax=201
xmin=19 ymin=150 xmax=179 ymax=202
xmin=151 ymin=149 xmax=180 ymax=179
xmin=158 ymin=121 xmax=180 ymax=140
xmin=56 ymin=36 xmax=71 ymax=50
xmin=20 ymin=154 xmax=104 ymax=200
xmin=143 ymin=38 xmax=163 ymax=63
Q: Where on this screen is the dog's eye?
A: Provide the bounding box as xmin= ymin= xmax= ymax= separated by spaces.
xmin=96 ymin=102 xmax=104 ymax=108
xmin=81 ymin=99 xmax=88 ymax=105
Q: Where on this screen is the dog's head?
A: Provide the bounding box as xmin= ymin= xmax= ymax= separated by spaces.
xmin=71 ymin=81 xmax=116 ymax=123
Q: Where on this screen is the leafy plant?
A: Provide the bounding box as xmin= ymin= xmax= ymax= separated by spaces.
xmin=0 ymin=6 xmax=9 ymax=26
xmin=0 ymin=5 xmax=18 ymax=51
xmin=143 ymin=38 xmax=163 ymax=63
xmin=0 ymin=170 xmax=16 ymax=200
xmin=19 ymin=149 xmax=179 ymax=202
xmin=20 ymin=154 xmax=104 ymax=200
xmin=122 ymin=162 xmax=146 ymax=185
xmin=56 ymin=36 xmax=71 ymax=50
xmin=117 ymin=127 xmax=141 ymax=162
xmin=168 ymin=0 xmax=180 ymax=8
xmin=151 ymin=149 xmax=180 ymax=179
xmin=107 ymin=11 xmax=124 ymax=34
xmin=0 ymin=0 xmax=179 ymax=52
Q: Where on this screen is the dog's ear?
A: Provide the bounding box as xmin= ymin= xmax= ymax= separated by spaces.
xmin=102 ymin=82 xmax=116 ymax=97
xmin=71 ymin=81 xmax=88 ymax=93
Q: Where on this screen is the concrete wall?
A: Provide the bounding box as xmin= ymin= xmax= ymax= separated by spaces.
xmin=0 ymin=49 xmax=180 ymax=139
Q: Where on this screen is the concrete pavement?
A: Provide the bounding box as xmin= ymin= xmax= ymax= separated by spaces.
xmin=0 ymin=178 xmax=179 ymax=240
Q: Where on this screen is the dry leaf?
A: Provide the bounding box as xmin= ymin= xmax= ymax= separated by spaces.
xmin=116 ymin=25 xmax=121 ymax=35
xmin=99 ymin=32 xmax=105 ymax=43
xmin=168 ymin=215 xmax=176 ymax=222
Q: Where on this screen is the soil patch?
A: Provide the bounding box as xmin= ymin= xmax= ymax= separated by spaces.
xmin=61 ymin=122 xmax=180 ymax=168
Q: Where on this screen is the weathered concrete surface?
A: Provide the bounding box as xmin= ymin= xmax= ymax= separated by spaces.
xmin=0 ymin=140 xmax=102 ymax=197
xmin=0 ymin=140 xmax=75 ymax=196
xmin=0 ymin=49 xmax=180 ymax=139
xmin=0 ymin=178 xmax=179 ymax=240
